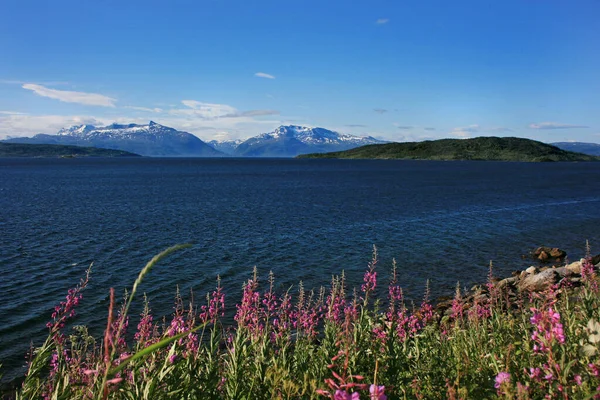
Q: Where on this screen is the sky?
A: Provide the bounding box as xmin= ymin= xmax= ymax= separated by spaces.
xmin=1 ymin=0 xmax=599 ymax=143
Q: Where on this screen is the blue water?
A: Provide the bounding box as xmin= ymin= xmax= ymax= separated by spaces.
xmin=1 ymin=157 xmax=599 ymax=382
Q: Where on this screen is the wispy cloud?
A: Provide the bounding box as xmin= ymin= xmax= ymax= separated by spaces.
xmin=237 ymin=110 xmax=279 ymax=117
xmin=0 ymin=114 xmax=109 ymax=138
xmin=0 ymin=110 xmax=28 ymax=115
xmin=424 ymin=127 xmax=436 ymax=131
xmin=174 ymin=100 xmax=238 ymax=118
xmin=376 ymin=18 xmax=389 ymax=25
xmin=172 ymin=100 xmax=279 ymax=120
xmin=529 ymin=122 xmax=589 ymax=130
xmin=345 ymin=124 xmax=367 ymax=128
xmin=22 ymin=84 xmax=116 ymax=107
xmin=255 ymin=72 xmax=276 ymax=79
xmin=124 ymin=106 xmax=164 ymax=113
xmin=450 ymin=124 xmax=480 ymax=138
xmin=395 ymin=125 xmax=413 ymax=130
xmin=489 ymin=127 xmax=514 ymax=132
xmin=0 ymin=111 xmax=283 ymax=141
xmin=373 ymin=108 xmax=388 ymax=114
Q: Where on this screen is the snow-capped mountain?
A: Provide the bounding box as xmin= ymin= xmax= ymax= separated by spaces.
xmin=231 ymin=125 xmax=386 ymax=157
xmin=207 ymin=139 xmax=244 ymax=155
xmin=5 ymin=121 xmax=225 ymax=157
xmin=551 ymin=142 xmax=600 ymax=156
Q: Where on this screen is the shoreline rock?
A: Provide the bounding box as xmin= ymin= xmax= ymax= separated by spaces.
xmin=435 ymin=252 xmax=600 ymax=317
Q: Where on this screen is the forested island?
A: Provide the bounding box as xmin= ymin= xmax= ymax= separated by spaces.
xmin=298 ymin=137 xmax=600 ymax=162
xmin=0 ymin=142 xmax=141 ymax=158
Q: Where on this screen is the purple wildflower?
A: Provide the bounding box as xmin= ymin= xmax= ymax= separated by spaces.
xmin=199 ymin=284 xmax=225 ymax=324
xmin=495 ymin=372 xmax=511 ymax=389
xmin=530 ymin=306 xmax=565 ymax=353
xmin=369 ymin=384 xmax=387 ymax=400
xmin=334 ymin=390 xmax=360 ymax=400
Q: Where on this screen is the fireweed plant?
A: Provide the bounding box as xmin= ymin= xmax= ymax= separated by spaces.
xmin=6 ymin=244 xmax=600 ymax=399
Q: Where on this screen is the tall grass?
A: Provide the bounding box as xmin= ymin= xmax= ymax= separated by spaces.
xmin=6 ymin=245 xmax=600 ymax=399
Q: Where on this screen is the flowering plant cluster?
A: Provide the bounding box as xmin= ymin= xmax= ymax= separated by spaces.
xmin=8 ymin=245 xmax=600 ymax=399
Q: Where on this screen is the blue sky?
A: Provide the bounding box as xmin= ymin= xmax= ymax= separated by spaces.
xmin=1 ymin=0 xmax=599 ymax=142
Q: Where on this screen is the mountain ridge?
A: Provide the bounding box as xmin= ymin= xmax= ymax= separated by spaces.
xmin=210 ymin=125 xmax=386 ymax=157
xmin=4 ymin=121 xmax=224 ymax=157
xmin=551 ymin=142 xmax=600 ymax=156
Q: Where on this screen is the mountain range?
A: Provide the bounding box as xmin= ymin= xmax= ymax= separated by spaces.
xmin=551 ymin=142 xmax=600 ymax=156
xmin=215 ymin=125 xmax=385 ymax=157
xmin=5 ymin=122 xmax=600 ymax=159
xmin=4 ymin=123 xmax=385 ymax=157
xmin=3 ymin=121 xmax=222 ymax=157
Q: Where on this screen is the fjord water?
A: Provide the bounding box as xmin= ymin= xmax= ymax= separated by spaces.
xmin=1 ymin=158 xmax=599 ymax=380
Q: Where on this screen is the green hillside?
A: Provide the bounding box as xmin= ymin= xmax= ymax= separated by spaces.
xmin=0 ymin=142 xmax=141 ymax=158
xmin=298 ymin=136 xmax=600 ymax=162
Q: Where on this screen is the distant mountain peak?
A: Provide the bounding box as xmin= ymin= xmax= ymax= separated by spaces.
xmin=231 ymin=125 xmax=387 ymax=157
xmin=57 ymin=124 xmax=96 ymax=136
xmin=8 ymin=121 xmax=224 ymax=157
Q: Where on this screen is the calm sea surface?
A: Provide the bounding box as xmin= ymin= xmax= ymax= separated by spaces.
xmin=1 ymin=157 xmax=600 ymax=381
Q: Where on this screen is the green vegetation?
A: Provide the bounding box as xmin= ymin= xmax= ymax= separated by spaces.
xmin=0 ymin=142 xmax=141 ymax=158
xmin=298 ymin=136 xmax=600 ymax=162
xmin=5 ymin=244 xmax=600 ymax=399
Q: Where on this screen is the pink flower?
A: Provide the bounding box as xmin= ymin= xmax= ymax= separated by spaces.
xmin=369 ymin=384 xmax=387 ymax=400
xmin=530 ymin=306 xmax=565 ymax=353
xmin=334 ymin=390 xmax=360 ymax=400
xmin=574 ymin=375 xmax=583 ymax=386
xmin=361 ymin=270 xmax=377 ymax=295
xmin=494 ymin=372 xmax=511 ymax=389
xmin=134 ymin=312 xmax=154 ymax=344
xmin=199 ymin=285 xmax=225 ymax=323
xmin=527 ymin=367 xmax=542 ymax=382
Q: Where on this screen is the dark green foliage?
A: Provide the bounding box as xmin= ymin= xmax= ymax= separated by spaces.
xmin=298 ymin=136 xmax=600 ymax=162
xmin=0 ymin=142 xmax=141 ymax=158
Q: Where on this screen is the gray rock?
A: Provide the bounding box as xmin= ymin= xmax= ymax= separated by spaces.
xmin=566 ymin=260 xmax=583 ymax=274
xmin=525 ymin=266 xmax=538 ymax=274
xmin=518 ymin=267 xmax=569 ymax=292
xmin=498 ymin=276 xmax=519 ymax=289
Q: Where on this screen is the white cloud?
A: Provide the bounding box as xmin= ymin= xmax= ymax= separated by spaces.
xmin=124 ymin=106 xmax=164 ymax=113
xmin=529 ymin=122 xmax=589 ymax=130
xmin=489 ymin=127 xmax=514 ymax=133
xmin=0 ymin=114 xmax=110 ymax=138
xmin=0 ymin=99 xmax=283 ymax=141
xmin=173 ymin=101 xmax=239 ymax=119
xmin=239 ymin=109 xmax=279 ymax=117
xmin=0 ymin=110 xmax=28 ymax=115
xmin=254 ymin=72 xmax=276 ymax=79
xmin=376 ymin=18 xmax=389 ymax=25
xmin=0 ymin=112 xmax=283 ymax=141
xmin=170 ymin=100 xmax=279 ymax=120
xmin=22 ymin=84 xmax=116 ymax=107
xmin=450 ymin=124 xmax=480 ymax=138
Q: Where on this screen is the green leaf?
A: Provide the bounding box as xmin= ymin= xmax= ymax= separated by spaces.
xmin=581 ymin=344 xmax=598 ymax=357
xmin=108 ymin=323 xmax=205 ymax=376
